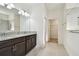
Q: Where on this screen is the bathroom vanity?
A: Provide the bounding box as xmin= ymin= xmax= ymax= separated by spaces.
xmin=0 ymin=32 xmax=36 ymax=56
xmin=0 ymin=4 xmax=37 ymax=56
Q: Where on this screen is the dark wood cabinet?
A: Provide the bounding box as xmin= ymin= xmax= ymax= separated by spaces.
xmin=0 ymin=34 xmax=36 ymax=56
xmin=25 ymin=36 xmax=32 ymax=53
xmin=31 ymin=34 xmax=36 ymax=48
xmin=0 ymin=46 xmax=12 ymax=56
xmin=12 ymin=41 xmax=25 ymax=56
xmin=25 ymin=34 xmax=36 ymax=53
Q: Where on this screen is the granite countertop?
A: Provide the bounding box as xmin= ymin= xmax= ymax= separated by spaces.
xmin=0 ymin=32 xmax=37 ymax=41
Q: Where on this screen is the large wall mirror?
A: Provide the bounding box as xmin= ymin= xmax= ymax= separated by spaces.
xmin=0 ymin=4 xmax=30 ymax=32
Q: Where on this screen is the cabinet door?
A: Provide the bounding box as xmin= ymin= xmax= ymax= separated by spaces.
xmin=0 ymin=46 xmax=12 ymax=56
xmin=25 ymin=36 xmax=32 ymax=53
xmin=31 ymin=35 xmax=36 ymax=48
xmin=13 ymin=41 xmax=25 ymax=56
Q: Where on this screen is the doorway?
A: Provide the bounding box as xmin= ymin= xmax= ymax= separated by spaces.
xmin=48 ymin=19 xmax=58 ymax=43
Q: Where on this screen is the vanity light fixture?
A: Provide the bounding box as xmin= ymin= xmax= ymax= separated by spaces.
xmin=18 ymin=8 xmax=30 ymax=16
xmin=0 ymin=3 xmax=30 ymax=17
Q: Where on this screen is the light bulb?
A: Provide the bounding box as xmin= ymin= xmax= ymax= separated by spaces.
xmin=21 ymin=10 xmax=25 ymax=15
xmin=25 ymin=12 xmax=30 ymax=17
xmin=18 ymin=10 xmax=24 ymax=15
xmin=9 ymin=3 xmax=15 ymax=8
xmin=7 ymin=5 xmax=12 ymax=9
xmin=18 ymin=10 xmax=22 ymax=14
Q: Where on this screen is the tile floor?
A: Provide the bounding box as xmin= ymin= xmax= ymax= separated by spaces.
xmin=26 ymin=42 xmax=68 ymax=56
xmin=48 ymin=38 xmax=58 ymax=43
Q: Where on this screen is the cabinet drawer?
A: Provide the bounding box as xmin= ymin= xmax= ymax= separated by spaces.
xmin=0 ymin=40 xmax=12 ymax=49
xmin=11 ymin=37 xmax=25 ymax=44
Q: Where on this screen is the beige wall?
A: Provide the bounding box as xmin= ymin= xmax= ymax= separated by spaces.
xmin=48 ymin=19 xmax=58 ymax=39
